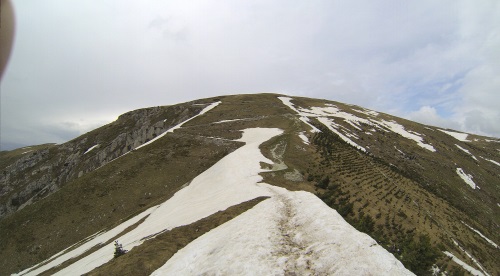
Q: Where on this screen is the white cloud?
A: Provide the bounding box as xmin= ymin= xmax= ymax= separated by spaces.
xmin=1 ymin=0 xmax=499 ymax=149
xmin=407 ymin=106 xmax=460 ymax=130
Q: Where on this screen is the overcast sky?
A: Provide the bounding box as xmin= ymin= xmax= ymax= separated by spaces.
xmin=1 ymin=0 xmax=499 ymax=150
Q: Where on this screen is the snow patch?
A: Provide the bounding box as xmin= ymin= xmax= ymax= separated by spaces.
xmin=298 ymin=131 xmax=309 ymax=145
xmin=456 ymin=168 xmax=477 ymax=189
xmin=299 ymin=117 xmax=321 ymax=132
xmin=438 ymin=129 xmax=470 ymax=142
xmin=379 ymin=120 xmax=436 ymax=152
xmin=152 ymin=186 xmax=413 ymax=276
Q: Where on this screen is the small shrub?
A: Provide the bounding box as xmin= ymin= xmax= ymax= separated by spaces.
xmin=114 ymin=240 xmax=128 ymax=258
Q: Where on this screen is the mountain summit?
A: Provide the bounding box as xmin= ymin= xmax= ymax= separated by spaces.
xmin=1 ymin=94 xmax=498 ymax=275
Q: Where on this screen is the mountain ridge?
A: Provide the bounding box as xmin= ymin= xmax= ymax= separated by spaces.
xmin=1 ymin=93 xmax=498 ymax=275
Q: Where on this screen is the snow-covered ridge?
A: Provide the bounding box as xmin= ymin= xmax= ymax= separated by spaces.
xmin=152 ymin=186 xmax=412 ymax=275
xmin=278 ymin=96 xmax=436 ymax=152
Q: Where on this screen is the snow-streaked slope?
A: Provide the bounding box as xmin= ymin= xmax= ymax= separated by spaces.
xmin=14 ymin=207 xmax=158 ymax=276
xmin=317 ymin=117 xmax=366 ymax=152
xmin=152 ymin=185 xmax=413 ymax=275
xmin=44 ymin=128 xmax=281 ymax=276
xmin=278 ymin=96 xmax=436 ymax=152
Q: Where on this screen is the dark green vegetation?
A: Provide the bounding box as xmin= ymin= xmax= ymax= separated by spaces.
xmin=0 ymin=93 xmax=498 ymax=276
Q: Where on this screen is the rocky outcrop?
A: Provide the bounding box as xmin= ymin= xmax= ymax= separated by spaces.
xmin=0 ymin=103 xmax=205 ymax=219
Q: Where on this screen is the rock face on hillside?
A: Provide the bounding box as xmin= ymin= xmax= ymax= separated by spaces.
xmin=0 ymin=103 xmax=206 ymax=219
xmin=1 ymin=94 xmax=499 ymax=276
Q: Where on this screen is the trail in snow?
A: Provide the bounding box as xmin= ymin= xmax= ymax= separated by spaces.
xmin=152 ymin=185 xmax=413 ymax=275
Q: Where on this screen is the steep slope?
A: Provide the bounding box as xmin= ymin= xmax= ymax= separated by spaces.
xmin=1 ymin=93 xmax=498 ymax=275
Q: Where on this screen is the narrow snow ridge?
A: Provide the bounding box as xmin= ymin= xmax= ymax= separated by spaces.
xmin=443 ymin=252 xmax=485 ymax=276
xmin=480 ymin=156 xmax=500 ymax=167
xmin=152 ymin=185 xmax=413 ymax=275
xmin=83 ymin=144 xmax=99 ymax=155
xmin=462 ymin=221 xmax=499 ymax=249
xmin=455 ymin=144 xmax=478 ymax=161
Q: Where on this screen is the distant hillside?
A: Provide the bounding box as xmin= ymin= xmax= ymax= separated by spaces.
xmin=1 ymin=93 xmax=498 ymax=276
